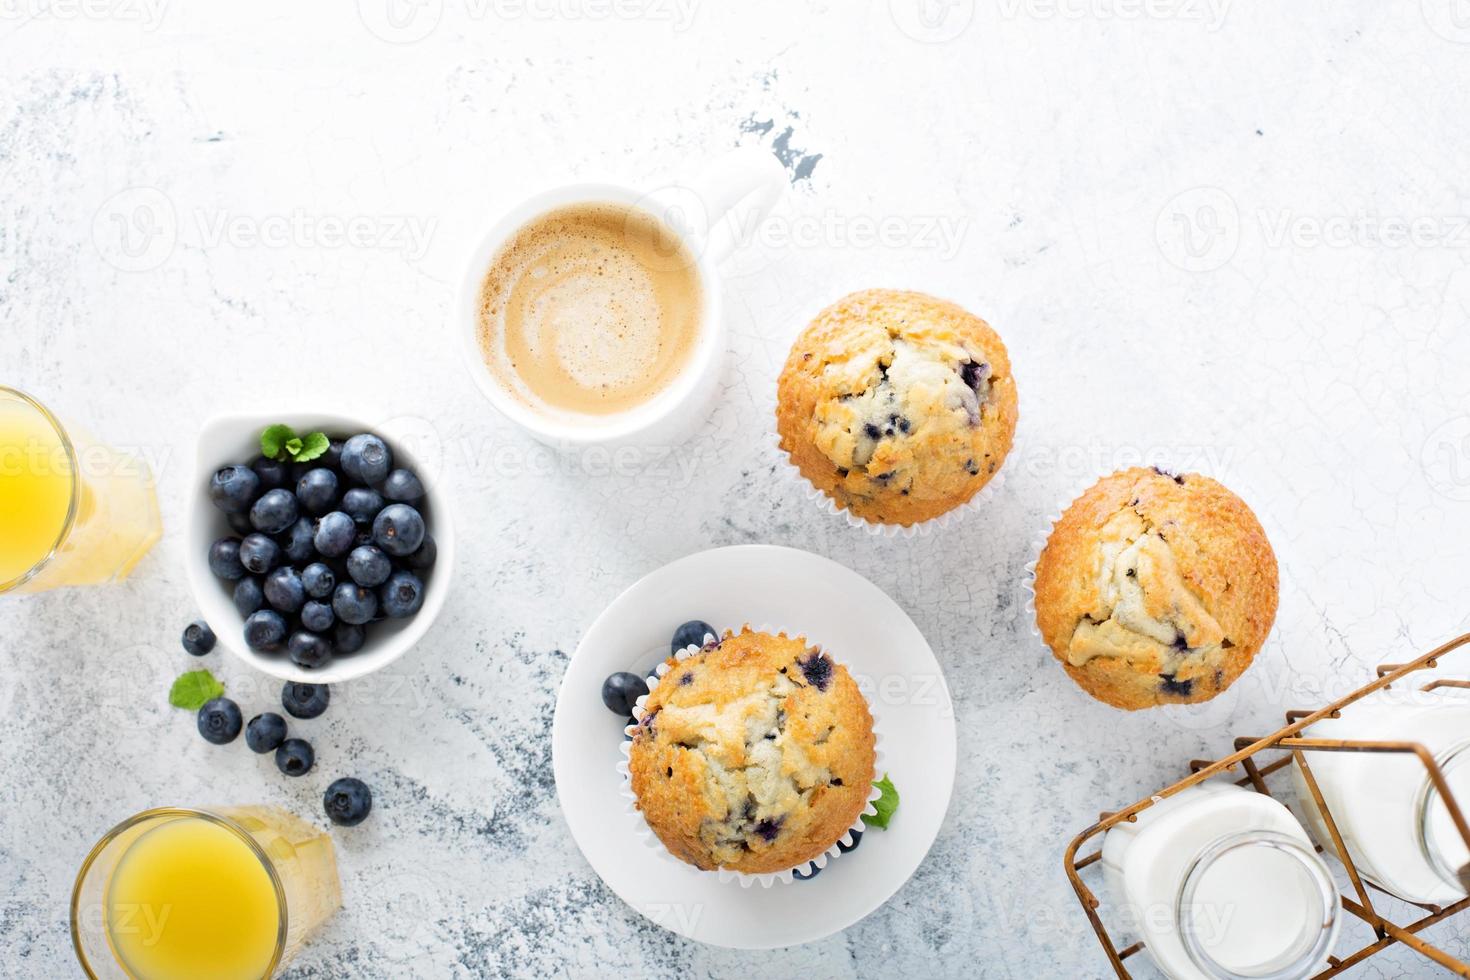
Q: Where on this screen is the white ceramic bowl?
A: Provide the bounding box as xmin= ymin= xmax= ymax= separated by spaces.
xmin=184 ymin=412 xmax=455 ymax=684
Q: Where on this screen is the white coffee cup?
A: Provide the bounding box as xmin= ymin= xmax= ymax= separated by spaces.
xmin=456 ymin=148 xmax=786 ymax=449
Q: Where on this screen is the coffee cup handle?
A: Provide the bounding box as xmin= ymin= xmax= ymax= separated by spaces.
xmin=648 ymin=148 xmax=787 ymax=266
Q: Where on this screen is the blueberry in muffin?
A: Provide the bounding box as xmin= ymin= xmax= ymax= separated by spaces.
xmin=1032 ymin=467 xmax=1278 ymax=710
xmin=776 ymin=289 xmax=1018 ymax=527
xmin=626 ymin=627 xmax=876 ymax=874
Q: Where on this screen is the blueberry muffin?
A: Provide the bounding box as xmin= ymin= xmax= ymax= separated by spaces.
xmin=1033 ymin=468 xmax=1278 ymax=710
xmin=627 ymin=627 xmax=876 ymax=874
xmin=776 ymin=289 xmax=1018 ymax=527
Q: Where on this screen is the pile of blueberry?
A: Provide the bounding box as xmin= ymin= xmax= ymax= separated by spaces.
xmin=206 ymin=431 xmax=436 ymax=671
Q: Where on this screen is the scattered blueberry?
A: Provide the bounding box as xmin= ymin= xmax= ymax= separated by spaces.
xmin=332 ymin=582 xmax=378 ymax=625
xmin=288 ymin=630 xmax=333 ymax=670
xmin=671 ymin=620 xmax=717 ymax=654
xmin=793 ymin=864 xmax=823 ymax=881
xmin=245 ymin=712 xmax=287 ymax=754
xmin=323 ymin=777 xmax=373 ymax=827
xmin=250 ymin=455 xmax=290 ymax=491
xmin=243 ymin=609 xmax=288 ymax=651
xmin=264 ymin=566 xmax=307 ymax=614
xmin=314 ymin=511 xmax=356 ymax=558
xmin=372 ymin=504 xmax=425 ymax=557
xmin=404 ymin=534 xmax=437 ymax=571
xmin=341 ymin=487 xmax=385 ymax=525
xmin=282 ymin=681 xmax=329 ymax=719
xmin=207 ymin=537 xmax=246 ymax=581
xmin=838 ymin=829 xmax=863 ymax=854
xmin=238 ymin=533 xmax=281 ymax=575
xmin=334 ymin=622 xmax=366 ymax=655
xmin=279 ymin=517 xmax=317 ymax=564
xmin=209 ymin=465 xmax=260 ymax=515
xmin=601 ymin=672 xmax=649 ymax=716
xmin=346 ymin=545 xmax=392 ymax=588
xmin=301 ymin=599 xmax=335 ymax=632
xmin=341 ymin=433 xmax=392 ymax=485
xmin=381 ymin=468 xmax=425 ymax=502
xmin=233 ymin=577 xmax=265 ymax=617
xmin=295 ymin=468 xmax=339 ymax=516
xmin=197 ymin=697 xmax=243 ymax=745
xmin=275 ymin=738 xmax=314 ymax=777
xmin=181 ymin=621 xmax=216 ymax=657
xmin=301 ymin=562 xmax=336 ymax=599
xmin=379 ymin=570 xmax=424 ymax=618
xmin=249 ymin=488 xmax=299 ymax=534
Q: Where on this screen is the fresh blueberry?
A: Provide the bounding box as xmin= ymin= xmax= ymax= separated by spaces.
xmin=404 ymin=533 xmax=437 ymax=571
xmin=341 ymin=433 xmax=392 ymax=485
xmin=379 ymin=570 xmax=424 ymax=618
xmin=341 ymin=487 xmax=385 ymax=525
xmin=233 ymin=577 xmax=265 ymax=617
xmin=334 ymin=622 xmax=366 ymax=655
xmin=282 ymin=681 xmax=329 ymax=719
xmin=226 ymin=511 xmax=254 ymax=536
xmin=301 ymin=562 xmax=336 ymax=599
xmin=381 ymin=468 xmax=425 ymax=502
xmin=793 ymin=864 xmax=823 ymax=881
xmin=301 ymin=599 xmax=335 ymax=632
xmin=671 ymin=620 xmax=717 ymax=654
xmin=197 ymin=697 xmax=243 ymax=745
xmin=250 ymin=455 xmax=290 ymax=491
xmin=288 ymin=630 xmax=333 ymax=670
xmin=601 ymin=672 xmax=649 ymax=716
xmin=323 ymin=777 xmax=373 ymax=827
xmin=207 ymin=537 xmax=246 ymax=581
xmin=238 ymin=533 xmax=281 ymax=575
xmin=332 ymin=582 xmax=378 ymax=625
xmin=181 ymin=621 xmax=216 ymax=657
xmin=314 ymin=512 xmax=356 ymax=559
xmin=295 ymin=467 xmax=339 ymax=516
xmin=321 ymin=438 xmax=345 ymax=471
xmin=275 ymin=738 xmax=314 ymax=777
xmin=245 ymin=712 xmax=287 ymax=754
xmin=250 ymin=488 xmax=299 ymax=534
xmin=837 ymin=829 xmax=863 ymax=854
xmin=264 ymin=566 xmax=307 ymax=614
xmin=346 ymin=545 xmax=392 ymax=588
xmin=208 ymin=464 xmax=260 ymax=515
xmin=372 ymin=503 xmax=425 ymax=557
xmin=243 ymin=609 xmax=288 ymax=651
xmin=279 ymin=517 xmax=316 ymax=564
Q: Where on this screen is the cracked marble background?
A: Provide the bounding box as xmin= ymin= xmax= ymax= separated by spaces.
xmin=5 ymin=2 xmax=1470 ymax=977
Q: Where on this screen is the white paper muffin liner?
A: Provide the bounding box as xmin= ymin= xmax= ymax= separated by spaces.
xmin=768 ymin=425 xmax=1010 ymax=540
xmin=615 ymin=623 xmax=887 ymax=888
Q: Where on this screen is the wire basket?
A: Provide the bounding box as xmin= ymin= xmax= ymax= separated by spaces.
xmin=1064 ymin=632 xmax=1470 ymax=978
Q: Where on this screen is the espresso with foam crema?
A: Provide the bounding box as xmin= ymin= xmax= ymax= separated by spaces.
xmin=476 ymin=202 xmax=704 ymax=419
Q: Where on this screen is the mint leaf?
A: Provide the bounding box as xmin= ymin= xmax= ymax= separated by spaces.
xmin=294 ymin=431 xmax=330 ymax=463
xmin=260 ymin=424 xmax=296 ymax=461
xmin=169 ymin=669 xmax=224 ymax=711
xmin=285 ymin=436 xmax=303 ymax=458
xmin=863 ymin=774 xmax=900 ymax=830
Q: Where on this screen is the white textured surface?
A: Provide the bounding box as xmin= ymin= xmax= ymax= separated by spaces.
xmin=4 ymin=3 xmax=1470 ymax=977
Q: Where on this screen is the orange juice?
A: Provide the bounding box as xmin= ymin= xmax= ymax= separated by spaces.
xmin=105 ymin=817 xmax=281 ymax=980
xmin=0 ymin=387 xmax=161 ymax=593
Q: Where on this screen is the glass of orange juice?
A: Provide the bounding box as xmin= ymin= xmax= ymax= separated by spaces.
xmin=0 ymin=386 xmax=161 ymax=594
xmin=71 ymin=806 xmax=341 ymax=980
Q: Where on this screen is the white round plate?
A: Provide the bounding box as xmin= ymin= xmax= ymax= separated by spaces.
xmin=552 ymin=544 xmax=957 ymax=949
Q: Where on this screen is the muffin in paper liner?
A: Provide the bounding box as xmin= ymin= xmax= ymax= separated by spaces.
xmin=1025 ymin=465 xmax=1279 ymax=712
xmin=615 ymin=624 xmax=887 ymax=888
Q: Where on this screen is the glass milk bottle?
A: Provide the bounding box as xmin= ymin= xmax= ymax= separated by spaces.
xmin=1102 ymin=781 xmax=1340 ymax=979
xmin=1290 ymin=689 xmax=1470 ymax=906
